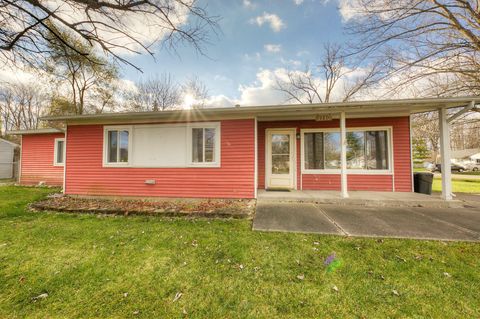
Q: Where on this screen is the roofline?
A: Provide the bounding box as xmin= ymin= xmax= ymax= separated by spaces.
xmin=41 ymin=96 xmax=480 ymax=124
xmin=0 ymin=138 xmax=19 ymax=147
xmin=7 ymin=128 xmax=64 ymax=135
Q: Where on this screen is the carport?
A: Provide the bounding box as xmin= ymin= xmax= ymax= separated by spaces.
xmin=255 ymin=96 xmax=480 ymax=201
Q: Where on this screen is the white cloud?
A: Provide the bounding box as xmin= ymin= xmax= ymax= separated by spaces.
xmin=40 ymin=0 xmax=191 ymax=56
xmin=243 ymin=52 xmax=262 ymax=61
xmin=280 ymin=57 xmax=302 ymax=68
xmin=237 ymin=69 xmax=289 ymax=106
xmin=264 ymin=44 xmax=282 ymax=53
xmin=251 ymin=13 xmax=285 ymax=32
xmin=243 ymin=0 xmax=256 ymax=9
xmin=293 ymin=0 xmax=304 ymax=5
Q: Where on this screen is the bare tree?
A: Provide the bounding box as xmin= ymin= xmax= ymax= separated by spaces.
xmin=0 ymin=81 xmax=48 ymax=131
xmin=180 ymin=75 xmax=209 ymax=108
xmin=45 ymin=27 xmax=119 ymax=115
xmin=345 ymin=0 xmax=480 ymax=96
xmin=0 ymin=0 xmax=219 ymax=70
xmin=132 ymin=74 xmax=180 ymax=111
xmin=275 ymin=44 xmax=381 ymax=104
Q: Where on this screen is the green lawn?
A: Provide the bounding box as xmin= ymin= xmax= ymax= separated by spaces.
xmin=433 ymin=178 xmax=480 ymax=193
xmin=1 ymin=187 xmax=479 ymax=318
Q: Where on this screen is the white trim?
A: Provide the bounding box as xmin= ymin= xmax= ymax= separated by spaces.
xmin=254 ymin=117 xmax=258 ymax=198
xmin=340 ymin=112 xmax=348 ymax=198
xmin=439 ymin=107 xmax=453 ymax=200
xmin=186 ymin=122 xmax=221 ymax=168
xmin=53 ymin=138 xmax=65 ymax=167
xmin=299 ymin=126 xmax=394 ymax=175
xmin=265 ymin=128 xmax=297 ymax=190
xmin=103 ymin=125 xmax=133 ymax=167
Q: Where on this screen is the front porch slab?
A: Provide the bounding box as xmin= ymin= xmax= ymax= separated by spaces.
xmin=257 ymin=190 xmax=464 ymax=208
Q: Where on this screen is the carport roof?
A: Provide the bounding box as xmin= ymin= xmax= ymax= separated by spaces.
xmin=41 ymin=95 xmax=480 ymax=124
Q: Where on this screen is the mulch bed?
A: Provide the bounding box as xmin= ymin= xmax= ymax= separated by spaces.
xmin=30 ymin=194 xmax=255 ymax=219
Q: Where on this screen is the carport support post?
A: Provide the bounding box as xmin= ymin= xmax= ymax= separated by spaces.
xmin=340 ymin=111 xmax=349 ymax=198
xmin=439 ymin=107 xmax=453 ymax=200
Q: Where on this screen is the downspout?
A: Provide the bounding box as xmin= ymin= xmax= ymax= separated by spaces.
xmin=63 ymin=124 xmax=67 ymax=194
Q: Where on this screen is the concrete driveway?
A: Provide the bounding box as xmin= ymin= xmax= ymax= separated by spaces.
xmin=253 ymin=202 xmax=480 ymax=241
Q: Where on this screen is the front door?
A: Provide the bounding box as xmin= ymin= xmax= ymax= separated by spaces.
xmin=266 ymin=129 xmax=296 ymax=189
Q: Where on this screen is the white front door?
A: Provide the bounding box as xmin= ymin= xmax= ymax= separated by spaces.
xmin=266 ymin=129 xmax=296 ymax=189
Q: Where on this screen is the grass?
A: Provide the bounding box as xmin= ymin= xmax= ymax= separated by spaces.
xmin=0 ymin=187 xmax=479 ymax=318
xmin=433 ymin=178 xmax=480 ymax=193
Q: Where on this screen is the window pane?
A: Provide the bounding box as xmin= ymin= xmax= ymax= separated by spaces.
xmin=347 ymin=132 xmax=365 ymax=169
xmin=271 ymin=134 xmax=289 ymax=155
xmin=272 ymin=154 xmax=290 ymax=174
xmin=204 ymin=128 xmax=215 ymax=162
xmin=56 ymin=140 xmax=64 ymax=164
xmin=119 ymin=130 xmax=129 ymax=163
xmin=192 ymin=128 xmax=203 ymax=162
xmin=324 ymin=132 xmax=341 ymax=169
xmin=304 ymin=132 xmax=324 ymax=169
xmin=108 ymin=131 xmax=118 ymax=163
xmin=366 ymin=131 xmax=388 ymax=169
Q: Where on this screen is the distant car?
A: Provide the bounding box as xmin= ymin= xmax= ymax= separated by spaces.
xmin=431 ymin=163 xmax=466 ymax=173
xmin=465 ymin=163 xmax=480 ymax=172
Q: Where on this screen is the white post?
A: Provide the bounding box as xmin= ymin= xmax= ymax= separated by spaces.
xmin=340 ymin=111 xmax=349 ymax=198
xmin=439 ymin=107 xmax=453 ymax=200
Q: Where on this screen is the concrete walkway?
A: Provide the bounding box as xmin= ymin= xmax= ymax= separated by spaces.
xmin=253 ymin=202 xmax=480 ymax=241
xmin=257 ymin=189 xmax=464 ymax=208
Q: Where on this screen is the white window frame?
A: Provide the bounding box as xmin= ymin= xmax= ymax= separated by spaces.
xmin=300 ymin=126 xmax=394 ymax=175
xmin=103 ymin=126 xmax=133 ymax=167
xmin=186 ymin=122 xmax=221 ymax=167
xmin=53 ymin=138 xmax=66 ymax=166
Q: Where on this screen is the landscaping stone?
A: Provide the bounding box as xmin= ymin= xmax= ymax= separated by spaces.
xmin=30 ymin=194 xmax=255 ymax=219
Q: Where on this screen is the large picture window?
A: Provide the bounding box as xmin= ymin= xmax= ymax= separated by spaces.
xmin=103 ymin=123 xmax=220 ymax=168
xmin=303 ymin=128 xmax=391 ymax=173
xmin=304 ymin=132 xmax=341 ymax=169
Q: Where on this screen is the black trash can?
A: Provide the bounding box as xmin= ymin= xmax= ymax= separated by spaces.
xmin=413 ymin=172 xmax=434 ymax=195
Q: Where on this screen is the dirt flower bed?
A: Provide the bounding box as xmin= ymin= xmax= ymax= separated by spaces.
xmin=30 ymin=194 xmax=255 ymax=219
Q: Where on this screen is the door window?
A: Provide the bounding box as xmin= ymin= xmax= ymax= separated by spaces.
xmin=271 ymin=134 xmax=290 ymax=174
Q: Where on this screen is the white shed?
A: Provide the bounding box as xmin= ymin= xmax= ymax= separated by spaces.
xmin=0 ymin=138 xmax=19 ymax=179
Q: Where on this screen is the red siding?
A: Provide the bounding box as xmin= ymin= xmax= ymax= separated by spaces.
xmin=20 ymin=133 xmax=64 ymax=186
xmin=65 ymin=119 xmax=255 ymax=198
xmin=258 ymin=117 xmax=412 ymax=192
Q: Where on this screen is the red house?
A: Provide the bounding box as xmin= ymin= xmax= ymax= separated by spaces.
xmin=8 ymin=128 xmax=65 ymax=187
xmin=11 ymin=97 xmax=479 ymax=200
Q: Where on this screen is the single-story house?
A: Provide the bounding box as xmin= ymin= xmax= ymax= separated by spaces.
xmin=450 ymin=148 xmax=480 ymax=167
xmin=0 ymin=138 xmax=19 ymax=179
xmin=7 ymin=128 xmax=65 ymax=186
xmin=9 ymin=96 xmax=480 ymax=200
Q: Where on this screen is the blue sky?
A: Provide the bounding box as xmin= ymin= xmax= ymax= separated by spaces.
xmin=121 ymin=0 xmax=350 ymax=105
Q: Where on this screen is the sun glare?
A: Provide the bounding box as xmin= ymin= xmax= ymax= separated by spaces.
xmin=183 ymin=93 xmax=195 ymax=110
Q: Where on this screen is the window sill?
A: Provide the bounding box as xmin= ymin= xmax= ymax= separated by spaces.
xmin=302 ymin=169 xmax=393 ymax=175
xmin=103 ymin=163 xmax=131 ymax=168
xmin=53 ymin=163 xmax=64 ymax=167
xmin=187 ymin=163 xmax=221 ymax=168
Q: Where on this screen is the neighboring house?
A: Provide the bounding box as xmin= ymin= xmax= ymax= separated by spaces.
xmin=8 ymin=129 xmax=65 ymax=186
xmin=450 ymin=149 xmax=480 ymax=167
xmin=0 ymin=138 xmax=19 ymax=179
xmin=9 ymin=97 xmax=480 ymax=199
